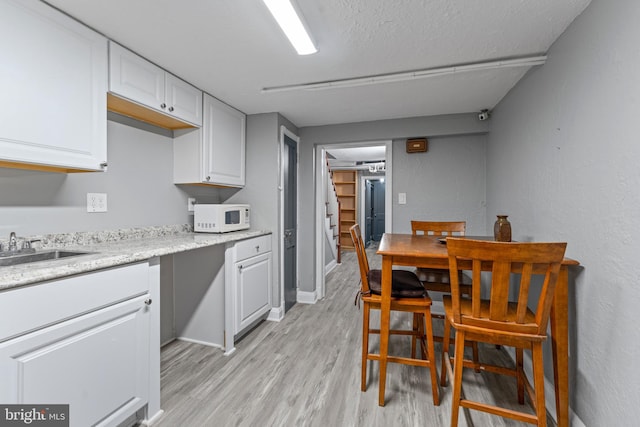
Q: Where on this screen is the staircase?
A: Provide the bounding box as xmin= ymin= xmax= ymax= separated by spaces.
xmin=324 ymin=156 xmax=341 ymax=265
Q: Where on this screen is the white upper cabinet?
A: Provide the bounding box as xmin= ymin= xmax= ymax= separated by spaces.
xmin=0 ymin=0 xmax=108 ymax=172
xmin=174 ymin=93 xmax=246 ymax=187
xmin=109 ymin=42 xmax=202 ymax=128
xmin=203 ymin=94 xmax=246 ymax=187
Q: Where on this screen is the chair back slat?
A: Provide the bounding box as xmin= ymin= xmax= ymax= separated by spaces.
xmin=447 ymin=238 xmax=566 ymax=336
xmin=488 ymin=260 xmax=511 ymax=321
xmin=411 ymin=220 xmax=466 ymax=236
xmin=349 ymin=224 xmax=371 ymax=293
xmin=516 ymin=263 xmax=533 ymax=323
xmin=471 ymin=259 xmax=483 ymax=318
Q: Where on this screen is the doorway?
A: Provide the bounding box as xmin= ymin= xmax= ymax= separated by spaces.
xmin=281 ymin=129 xmax=298 ymax=313
xmin=363 ymin=178 xmax=385 ymax=245
xmin=314 ymin=140 xmax=393 ymax=300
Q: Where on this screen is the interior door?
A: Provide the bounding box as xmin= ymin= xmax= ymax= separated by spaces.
xmin=283 ymin=134 xmax=297 ymax=312
xmin=371 ymin=179 xmax=385 ymax=241
xmin=364 ymin=180 xmax=373 ymax=245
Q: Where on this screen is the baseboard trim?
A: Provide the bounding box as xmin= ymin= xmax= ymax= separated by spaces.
xmin=297 ymin=290 xmax=317 ymax=304
xmin=268 ymin=305 xmax=284 ymax=322
xmin=324 ymin=259 xmax=338 ymax=274
xmin=570 ymin=410 xmax=586 ymax=427
xmin=160 ymin=337 xmax=176 ymax=348
xmin=175 ymin=337 xmax=223 ymax=349
xmin=140 ymin=409 xmax=164 ymax=426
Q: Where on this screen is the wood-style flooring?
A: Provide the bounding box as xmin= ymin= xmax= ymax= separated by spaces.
xmin=153 ymin=246 xmax=555 ymax=427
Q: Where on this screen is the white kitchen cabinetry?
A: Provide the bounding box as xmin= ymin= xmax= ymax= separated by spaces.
xmin=174 ymin=93 xmax=246 ymax=187
xmin=109 ymin=42 xmax=202 ymax=128
xmin=224 ymin=235 xmax=272 ymax=354
xmin=0 ymin=0 xmax=108 ymax=172
xmin=0 ymin=263 xmax=155 ymax=427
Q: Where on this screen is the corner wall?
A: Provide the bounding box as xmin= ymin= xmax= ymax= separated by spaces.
xmin=487 ymin=0 xmax=640 ymax=424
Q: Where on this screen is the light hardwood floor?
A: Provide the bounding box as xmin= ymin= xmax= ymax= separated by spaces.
xmin=153 ymin=246 xmax=555 ymax=427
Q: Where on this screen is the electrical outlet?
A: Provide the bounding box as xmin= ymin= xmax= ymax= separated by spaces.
xmin=87 ymin=193 xmax=107 ymax=212
xmin=398 ymin=192 xmax=407 ymax=205
xmin=187 ymin=198 xmax=196 ymax=212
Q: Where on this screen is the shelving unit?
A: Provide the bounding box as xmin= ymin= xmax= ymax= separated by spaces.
xmin=332 ymin=170 xmax=357 ymax=251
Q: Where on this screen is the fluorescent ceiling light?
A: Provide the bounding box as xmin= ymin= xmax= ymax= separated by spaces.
xmin=263 ymin=0 xmax=317 ymax=55
xmin=262 ymin=55 xmax=547 ymax=93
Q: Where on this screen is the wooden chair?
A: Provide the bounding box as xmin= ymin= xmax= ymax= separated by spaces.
xmin=349 ymin=224 xmax=439 ymax=406
xmin=410 ymin=221 xmax=473 ymax=350
xmin=410 ymin=220 xmax=470 ymax=294
xmin=441 ymin=238 xmax=566 ymax=427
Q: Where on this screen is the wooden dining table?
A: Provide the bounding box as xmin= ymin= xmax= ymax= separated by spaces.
xmin=377 ymin=233 xmax=579 ymax=427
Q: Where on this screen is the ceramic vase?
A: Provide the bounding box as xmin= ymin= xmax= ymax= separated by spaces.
xmin=494 ymin=215 xmax=512 ymax=242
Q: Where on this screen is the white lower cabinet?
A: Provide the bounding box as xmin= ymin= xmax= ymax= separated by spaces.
xmin=0 ymin=263 xmax=154 ymax=427
xmin=235 ymin=251 xmax=272 ymax=332
xmin=224 ymin=235 xmax=272 ymax=354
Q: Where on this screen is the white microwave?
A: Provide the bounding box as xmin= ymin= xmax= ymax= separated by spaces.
xmin=194 ymin=204 xmax=250 ymax=233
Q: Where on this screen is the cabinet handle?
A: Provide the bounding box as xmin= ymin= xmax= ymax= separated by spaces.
xmin=160 ymin=103 xmax=166 ymax=109
xmin=238 ymin=265 xmax=243 ymax=271
xmin=255 ymin=245 xmax=260 ymax=252
xmin=99 ymin=162 xmax=108 ymax=169
xmin=205 ymin=176 xmax=211 ymax=181
xmin=144 ymin=298 xmax=153 ymax=306
xmin=168 ymin=106 xmax=174 ymax=112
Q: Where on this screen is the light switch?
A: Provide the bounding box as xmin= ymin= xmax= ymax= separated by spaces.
xmin=399 ymin=193 xmax=407 ymax=205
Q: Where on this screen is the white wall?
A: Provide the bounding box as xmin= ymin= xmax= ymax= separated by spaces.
xmin=0 ymin=117 xmax=191 ymax=238
xmin=392 ymin=134 xmax=486 ymax=235
xmin=226 ymin=113 xmax=298 ymax=312
xmin=298 ymin=114 xmax=489 ymax=293
xmin=487 ymin=0 xmax=640 ymax=424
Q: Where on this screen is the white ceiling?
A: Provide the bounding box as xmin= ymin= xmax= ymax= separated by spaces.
xmin=46 ymin=0 xmax=591 ymax=128
xmin=326 ymin=145 xmax=387 ymax=167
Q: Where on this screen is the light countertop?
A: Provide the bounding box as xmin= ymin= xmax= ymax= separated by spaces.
xmin=0 ymin=226 xmax=271 ymax=291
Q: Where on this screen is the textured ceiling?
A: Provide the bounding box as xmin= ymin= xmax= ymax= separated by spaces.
xmin=46 ymin=0 xmax=591 ymax=127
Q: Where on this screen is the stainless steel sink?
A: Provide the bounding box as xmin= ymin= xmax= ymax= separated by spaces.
xmin=0 ymin=250 xmax=93 ymax=267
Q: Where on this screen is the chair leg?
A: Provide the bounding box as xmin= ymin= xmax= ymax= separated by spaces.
xmin=440 ymin=316 xmax=451 ymax=387
xmin=361 ymin=303 xmax=370 ymax=392
xmin=516 ymin=347 xmax=525 ymax=404
xmin=411 ymin=313 xmax=419 ymax=359
xmin=423 ymin=308 xmax=439 ymax=406
xmin=532 ymin=343 xmax=547 ymax=427
xmin=416 ymin=313 xmax=426 ymax=359
xmin=472 ymin=341 xmax=480 ymax=373
xmin=450 ymin=330 xmax=466 ymax=427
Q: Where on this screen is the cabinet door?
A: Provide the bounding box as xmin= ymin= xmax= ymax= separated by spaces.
xmin=235 ymin=252 xmax=272 ymax=333
xmin=202 ymin=94 xmax=246 ymax=187
xmin=0 ymin=295 xmax=150 ymax=427
xmin=0 ymin=0 xmax=107 ymax=171
xmin=165 ymin=74 xmax=203 ymax=126
xmin=109 ymin=42 xmax=165 ymax=112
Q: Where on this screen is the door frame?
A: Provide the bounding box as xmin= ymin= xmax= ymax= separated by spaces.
xmin=279 ymin=126 xmax=299 ymax=313
xmin=314 ymin=140 xmax=393 ymax=300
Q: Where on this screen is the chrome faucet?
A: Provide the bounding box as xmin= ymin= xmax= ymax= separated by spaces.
xmin=8 ymin=232 xmax=20 ymax=251
xmin=8 ymin=232 xmax=18 ymax=252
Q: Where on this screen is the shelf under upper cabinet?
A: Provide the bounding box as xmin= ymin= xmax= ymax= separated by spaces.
xmin=107 ymin=93 xmax=198 ymax=131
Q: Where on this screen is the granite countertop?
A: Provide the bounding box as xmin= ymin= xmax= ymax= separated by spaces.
xmin=0 ymin=225 xmax=271 ymax=291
